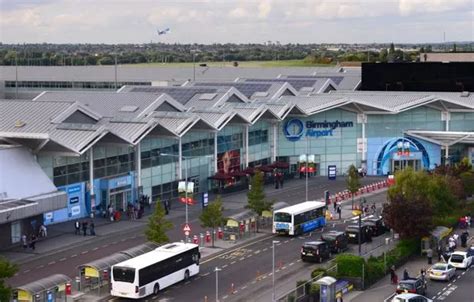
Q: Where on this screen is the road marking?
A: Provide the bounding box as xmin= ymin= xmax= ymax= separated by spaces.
xmin=296 ymin=259 xmax=302 ymax=262
xmin=101 ymin=244 xmax=109 ymax=248
xmin=92 ymin=247 xmax=99 ymax=251
xmin=262 ymin=275 xmax=267 ymax=279
xmin=23 ymin=269 xmax=30 ymax=273
xmin=254 ymin=250 xmax=261 ymax=254
xmin=112 ymin=241 xmax=118 ymax=244
xmin=121 ymin=238 xmax=126 ymax=242
xmin=289 ymin=262 xmax=295 ymax=266
xmin=290 ymin=238 xmax=295 ymax=241
xmin=48 ymin=261 xmax=56 ymax=265
xmin=223 ymin=295 xmax=228 ymax=299
xmin=246 ymin=255 xmax=252 ymax=259
xmin=437 ymin=292 xmax=442 ymax=296
xmin=195 ymin=277 xmax=201 ymax=281
xmin=59 ymin=258 xmax=67 ymax=262
xmin=222 ymin=264 xmax=228 ymax=268
xmin=201 ymin=272 xmax=210 ymax=277
xmin=241 ymin=285 xmax=248 ymax=290
xmin=268 ymin=273 xmax=273 ymax=276
xmin=239 ymin=257 xmax=245 ymax=261
xmin=457 ymin=276 xmax=461 ymax=279
xmin=251 ymin=280 xmax=257 ymax=284
xmin=284 ymin=240 xmax=289 ymax=243
xmin=81 ymin=251 xmax=88 ymax=254
xmin=37 ymin=265 xmax=44 ymax=269
xmin=231 ymin=261 xmax=236 ymax=265
xmin=263 ymin=248 xmax=268 ymax=252
xmin=71 ymin=254 xmax=77 ymax=258
xmin=184 ymin=281 xmax=191 ymax=285
xmin=282 ymin=266 xmax=287 ymax=270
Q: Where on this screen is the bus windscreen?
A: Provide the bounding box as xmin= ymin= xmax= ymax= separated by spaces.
xmin=113 ymin=267 xmax=135 ymax=283
xmin=274 ymin=212 xmax=291 ymax=222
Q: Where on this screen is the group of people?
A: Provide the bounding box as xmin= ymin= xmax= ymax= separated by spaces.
xmin=21 ymin=224 xmax=48 ymax=251
xmin=74 ymin=219 xmax=95 ymax=236
xmin=273 ymin=169 xmax=284 ymax=189
xmin=459 ymin=214 xmax=472 ymax=229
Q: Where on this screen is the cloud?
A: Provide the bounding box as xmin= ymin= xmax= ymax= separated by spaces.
xmin=229 ymin=7 xmax=250 ymax=19
xmin=399 ymin=0 xmax=471 ymax=15
xmin=258 ymin=0 xmax=273 ymax=19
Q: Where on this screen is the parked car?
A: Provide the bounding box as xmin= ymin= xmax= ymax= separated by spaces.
xmin=448 ymin=251 xmax=473 ymax=269
xmin=362 ymin=215 xmax=388 ymax=236
xmin=396 ymin=278 xmax=427 ymax=295
xmin=345 ymin=223 xmax=372 ymax=244
xmin=392 ymin=293 xmax=432 ymax=302
xmin=427 ymin=263 xmax=456 ymax=281
xmin=301 ymin=241 xmax=331 ymax=263
xmin=466 ymin=245 xmax=474 ymax=258
xmin=321 ymin=231 xmax=348 ymax=253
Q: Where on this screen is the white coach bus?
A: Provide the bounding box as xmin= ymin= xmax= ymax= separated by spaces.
xmin=111 ymin=242 xmax=200 ymax=299
xmin=273 ymin=201 xmax=327 ymax=236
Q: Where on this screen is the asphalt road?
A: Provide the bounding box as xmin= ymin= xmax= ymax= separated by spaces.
xmin=7 ymin=176 xmax=384 ymax=289
xmin=435 ymin=265 xmax=473 ymax=302
xmin=111 ymin=190 xmax=392 ymax=302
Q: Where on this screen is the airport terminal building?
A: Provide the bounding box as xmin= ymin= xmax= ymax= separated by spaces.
xmin=1 ymin=66 xmax=473 ymax=246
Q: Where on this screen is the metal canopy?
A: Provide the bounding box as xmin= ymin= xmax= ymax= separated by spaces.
xmin=120 ymin=242 xmax=160 ymax=258
xmin=16 ymin=274 xmax=71 ymax=294
xmin=405 ymin=130 xmax=474 ymax=146
xmin=77 ymin=252 xmax=131 ymax=272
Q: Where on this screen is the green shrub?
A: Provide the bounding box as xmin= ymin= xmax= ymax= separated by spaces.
xmin=366 ymin=256 xmax=386 ymax=285
xmin=309 ymin=283 xmax=320 ymax=295
xmin=311 ymin=268 xmax=326 ymax=279
xmin=335 ymin=253 xmax=364 ymax=278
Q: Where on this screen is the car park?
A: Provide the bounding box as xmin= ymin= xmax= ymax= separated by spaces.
xmin=320 ymin=231 xmax=348 ymax=253
xmin=396 ymin=278 xmax=427 ymax=295
xmin=391 ymin=293 xmax=432 ymax=302
xmin=345 ymin=223 xmax=372 ymax=244
xmin=301 ymin=241 xmax=331 ymax=263
xmin=427 ymin=263 xmax=456 ymax=281
xmin=448 ymin=251 xmax=473 ymax=269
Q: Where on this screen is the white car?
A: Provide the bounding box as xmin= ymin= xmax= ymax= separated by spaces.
xmin=448 ymin=251 xmax=473 ymax=269
xmin=428 ymin=262 xmax=456 ymax=281
xmin=392 ymin=293 xmax=433 ymax=302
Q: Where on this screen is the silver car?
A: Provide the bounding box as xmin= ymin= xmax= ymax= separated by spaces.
xmin=428 ymin=263 xmax=456 ymax=281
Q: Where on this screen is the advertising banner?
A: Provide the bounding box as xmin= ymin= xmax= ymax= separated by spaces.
xmin=217 ymin=149 xmax=241 ymax=174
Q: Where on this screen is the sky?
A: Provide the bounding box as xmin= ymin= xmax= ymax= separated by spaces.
xmin=1 ymin=0 xmax=473 ymax=44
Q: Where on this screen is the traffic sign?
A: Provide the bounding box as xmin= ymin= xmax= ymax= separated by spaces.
xmin=184 ymin=231 xmax=190 ymax=236
xmin=183 ymin=224 xmax=191 ymax=232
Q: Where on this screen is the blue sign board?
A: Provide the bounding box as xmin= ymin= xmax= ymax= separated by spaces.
xmin=328 ymin=165 xmax=337 ymax=180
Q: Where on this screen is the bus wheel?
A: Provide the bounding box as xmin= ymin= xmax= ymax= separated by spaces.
xmin=184 ymin=270 xmax=190 ymax=281
xmin=153 ymin=283 xmax=160 ymax=295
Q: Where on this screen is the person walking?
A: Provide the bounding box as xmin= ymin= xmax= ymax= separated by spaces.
xmin=164 ymin=199 xmax=170 ymax=215
xmin=82 ymin=220 xmax=88 ymax=236
xmin=29 ymin=234 xmax=37 ymax=251
xmin=403 ymin=268 xmax=409 ymax=280
xmin=108 ymin=205 xmax=114 ymax=222
xmin=89 ymin=220 xmax=96 ymax=236
xmin=21 ymin=234 xmax=28 ymax=249
xmin=337 ymin=204 xmax=342 ymax=220
xmin=39 ymin=224 xmax=47 ymax=238
xmin=437 ymin=244 xmax=442 ymax=262
xmin=74 ymin=220 xmax=80 ymax=235
xmin=427 ymin=248 xmax=433 ymax=265
xmin=390 ymin=265 xmax=398 ymax=284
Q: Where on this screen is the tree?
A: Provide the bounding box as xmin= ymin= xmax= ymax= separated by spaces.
xmin=389 ymin=43 xmax=395 ymax=54
xmin=246 ymin=170 xmax=273 ymax=231
xmin=378 ymin=48 xmax=388 ymax=62
xmin=145 ymin=201 xmax=173 ymax=244
xmin=199 ymin=196 xmax=225 ymax=247
xmin=346 ymin=165 xmax=361 ymax=209
xmin=0 ymin=257 xmax=18 ymax=302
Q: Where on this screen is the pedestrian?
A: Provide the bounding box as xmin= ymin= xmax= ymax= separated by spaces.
xmin=89 ymin=220 xmax=96 ymax=236
xmin=403 ymin=268 xmax=409 ymax=280
xmin=371 ymin=203 xmax=376 ymax=215
xmin=108 ymin=205 xmax=114 ymax=221
xmin=39 ymin=224 xmax=47 ymax=238
xmin=337 ymin=204 xmax=342 ymax=220
xmin=453 ymin=233 xmax=459 ymax=248
xmin=437 ymin=245 xmax=442 ymax=262
xmin=74 ymin=220 xmax=80 ymax=235
xmin=333 ymin=199 xmax=337 ymax=211
xmin=82 ymin=220 xmax=88 ymax=236
xmin=427 ymin=248 xmax=433 ymax=265
xmin=390 ymin=265 xmax=397 ymax=284
xmin=420 ymin=268 xmax=426 ymax=284
xmin=29 ymin=234 xmax=37 ymax=250
xmin=164 ymin=199 xmax=170 ymax=215
xmin=21 ymin=234 xmax=28 ymax=249
xmin=461 ymin=230 xmax=469 ymax=248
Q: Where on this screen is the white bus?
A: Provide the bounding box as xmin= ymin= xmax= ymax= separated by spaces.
xmin=111 ymin=242 xmax=200 ymax=299
xmin=273 ymin=201 xmax=327 ymax=236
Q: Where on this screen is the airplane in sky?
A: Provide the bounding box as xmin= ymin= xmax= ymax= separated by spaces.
xmin=157 ymin=28 xmax=170 ymax=36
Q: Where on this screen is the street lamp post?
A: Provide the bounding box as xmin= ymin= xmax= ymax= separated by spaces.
xmin=215 ymin=267 xmax=222 ymax=302
xmin=272 ymin=240 xmax=280 ymax=301
xmin=305 ymin=136 xmax=309 ymax=201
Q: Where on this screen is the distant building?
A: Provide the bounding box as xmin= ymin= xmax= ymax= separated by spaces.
xmin=420 ymin=52 xmax=474 ymax=62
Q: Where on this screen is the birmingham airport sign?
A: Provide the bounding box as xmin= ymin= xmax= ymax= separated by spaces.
xmin=283 ymin=119 xmax=354 ymax=142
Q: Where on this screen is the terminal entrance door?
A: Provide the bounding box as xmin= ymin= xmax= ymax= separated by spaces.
xmin=391 ymin=159 xmax=421 ymax=173
xmin=109 ymin=185 xmax=132 ymax=211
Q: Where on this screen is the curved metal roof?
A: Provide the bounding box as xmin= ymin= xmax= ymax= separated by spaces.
xmin=16 ymin=274 xmax=71 ymax=294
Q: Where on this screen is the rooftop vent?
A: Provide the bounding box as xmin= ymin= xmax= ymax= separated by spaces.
xmin=14 ymin=120 xmax=26 ymax=128
xmin=253 ymin=92 xmax=269 ymax=97
xmin=119 ymin=105 xmax=139 ymax=112
xmin=199 ymin=93 xmax=217 ymax=100
xmin=460 ymin=91 xmax=470 ymax=97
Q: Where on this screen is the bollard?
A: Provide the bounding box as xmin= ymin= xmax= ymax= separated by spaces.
xmin=200 ymin=233 xmax=204 ymax=246
xmin=230 ymin=283 xmax=236 ymax=294
xmin=193 ymin=234 xmax=199 ymax=245
xmin=218 ymin=227 xmax=223 ymax=240
xmin=205 ymin=231 xmax=211 ymax=243
xmin=204 ymin=296 xmax=208 ymax=302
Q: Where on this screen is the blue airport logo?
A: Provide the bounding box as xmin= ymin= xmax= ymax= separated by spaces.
xmin=283 ymin=119 xmax=305 ymax=142
xmin=283 ymin=119 xmax=354 ymax=142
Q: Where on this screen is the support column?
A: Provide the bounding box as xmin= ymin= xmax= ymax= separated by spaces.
xmin=178 ymin=137 xmax=183 ymax=179
xmin=89 ymin=147 xmax=95 ymax=216
xmin=244 ymin=125 xmax=249 ymax=168
xmin=444 ymin=112 xmax=450 ymax=164
xmin=445 ymin=145 xmax=450 ymax=163
xmin=272 ymin=122 xmax=278 ymax=162
xmin=136 ymin=143 xmax=142 ymax=195
xmin=214 ymin=132 xmax=218 ymax=173
xmin=359 ymin=114 xmax=367 ymax=171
